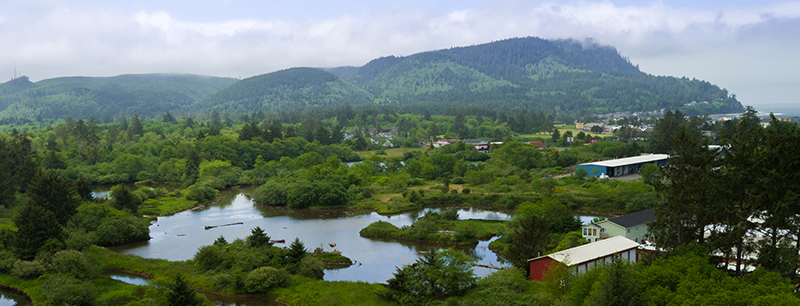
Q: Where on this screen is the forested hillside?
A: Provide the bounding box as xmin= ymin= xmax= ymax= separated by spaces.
xmin=194 ymin=67 xmax=375 ymax=114
xmin=0 ymin=74 xmax=238 ymax=123
xmin=345 ymin=37 xmax=743 ymax=115
xmin=0 ymin=37 xmax=744 ymax=123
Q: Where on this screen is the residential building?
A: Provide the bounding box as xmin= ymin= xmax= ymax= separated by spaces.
xmin=582 ymin=209 xmax=655 ymax=243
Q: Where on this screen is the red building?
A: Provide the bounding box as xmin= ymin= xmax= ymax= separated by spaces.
xmin=528 ymin=236 xmax=641 ymax=281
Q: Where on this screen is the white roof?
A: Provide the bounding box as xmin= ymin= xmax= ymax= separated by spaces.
xmin=580 ymin=154 xmax=669 ymax=168
xmin=529 ymin=236 xmax=640 ymax=266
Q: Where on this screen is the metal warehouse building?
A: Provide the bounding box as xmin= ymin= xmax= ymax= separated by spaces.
xmin=528 ymin=236 xmax=641 ymax=281
xmin=576 ymin=154 xmax=669 ymax=177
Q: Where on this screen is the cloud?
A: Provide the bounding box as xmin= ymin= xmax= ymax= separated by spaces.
xmin=0 ymin=1 xmax=798 ymax=105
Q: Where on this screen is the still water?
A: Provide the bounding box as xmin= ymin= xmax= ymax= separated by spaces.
xmin=111 ymin=189 xmax=512 ymax=283
xmin=0 ymin=289 xmax=31 ymax=306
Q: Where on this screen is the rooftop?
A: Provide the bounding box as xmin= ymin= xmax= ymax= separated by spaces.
xmin=580 ymin=154 xmax=669 ymax=167
xmin=529 ymin=236 xmax=640 ymax=266
xmin=607 ymin=208 xmax=655 ymax=228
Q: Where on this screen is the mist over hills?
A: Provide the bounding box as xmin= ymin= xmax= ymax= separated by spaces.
xmin=0 ymin=37 xmax=743 ymax=122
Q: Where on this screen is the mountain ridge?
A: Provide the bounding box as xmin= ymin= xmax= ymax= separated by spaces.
xmin=0 ymin=37 xmax=743 ymax=121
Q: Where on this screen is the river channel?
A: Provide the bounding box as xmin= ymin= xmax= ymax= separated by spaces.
xmin=110 ymin=188 xmax=514 ymax=283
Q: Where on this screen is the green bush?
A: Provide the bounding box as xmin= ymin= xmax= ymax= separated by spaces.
xmin=194 ymin=245 xmax=224 ymax=271
xmin=254 ymin=179 xmax=288 ymax=206
xmin=450 ymin=176 xmax=466 ymax=184
xmin=462 ymin=188 xmax=471 ymax=194
xmin=406 ymin=177 xmax=426 ymax=186
xmin=11 ymin=259 xmax=46 ymax=278
xmin=52 ymin=249 xmax=93 ymax=279
xmin=297 ymin=256 xmax=325 ymax=279
xmin=41 ymin=274 xmax=98 ymax=306
xmin=0 ymin=250 xmax=16 ymax=272
xmin=185 ymin=183 xmax=218 ymax=202
xmin=244 ymin=267 xmax=291 ymax=293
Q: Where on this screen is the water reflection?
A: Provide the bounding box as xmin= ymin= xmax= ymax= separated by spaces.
xmin=0 ymin=289 xmax=31 ymax=306
xmin=111 ymin=189 xmax=512 ymax=283
xmin=107 ymin=274 xmax=150 ymax=286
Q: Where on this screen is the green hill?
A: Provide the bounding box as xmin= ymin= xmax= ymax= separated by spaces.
xmin=0 ymin=74 xmax=238 ymax=121
xmin=195 ymin=67 xmax=374 ymax=114
xmin=346 ymin=37 xmax=743 ymax=115
xmin=0 ymin=37 xmax=744 ymax=122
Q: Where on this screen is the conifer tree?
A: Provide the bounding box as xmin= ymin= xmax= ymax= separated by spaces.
xmin=28 ymin=170 xmax=80 ymax=226
xmin=13 ymin=200 xmax=63 ymax=260
xmin=166 ymin=274 xmax=203 ymax=306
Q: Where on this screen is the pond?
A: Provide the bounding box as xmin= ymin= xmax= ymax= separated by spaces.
xmin=107 ymin=273 xmax=150 ymax=286
xmin=110 ymin=189 xmax=512 ymax=283
xmin=0 ymin=288 xmax=31 ymax=306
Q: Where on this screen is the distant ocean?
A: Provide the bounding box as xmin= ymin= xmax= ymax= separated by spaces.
xmin=751 ymin=103 xmax=800 ymax=117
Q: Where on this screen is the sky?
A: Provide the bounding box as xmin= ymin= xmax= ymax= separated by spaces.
xmin=1 ymin=0 xmax=799 ymax=111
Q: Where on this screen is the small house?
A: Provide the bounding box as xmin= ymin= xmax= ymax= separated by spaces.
xmin=582 ymin=209 xmax=655 ymax=243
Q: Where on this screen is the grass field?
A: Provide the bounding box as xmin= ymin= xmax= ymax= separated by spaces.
xmin=138 ymin=197 xmax=198 ymax=216
xmin=354 ymin=147 xmax=425 ymax=158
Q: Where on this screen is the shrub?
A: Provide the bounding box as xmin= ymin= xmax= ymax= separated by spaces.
xmin=244 ymin=267 xmax=291 ymax=293
xmin=185 ymin=183 xmax=218 ymax=202
xmin=297 ymin=256 xmax=325 ymax=279
xmin=52 ymin=250 xmax=93 ymax=279
xmin=462 ymin=188 xmax=471 ymax=194
xmin=0 ymin=250 xmax=16 ymax=273
xmin=41 ymin=274 xmax=97 ymax=306
xmin=450 ymin=176 xmax=466 ymax=184
xmin=254 ymin=180 xmax=288 ymax=206
xmin=11 ymin=259 xmax=47 ymax=279
xmin=406 ymin=178 xmax=426 ymax=186
xmin=194 ymin=245 xmax=224 ymax=271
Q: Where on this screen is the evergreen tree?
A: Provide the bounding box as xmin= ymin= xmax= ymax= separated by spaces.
xmin=551 ymin=128 xmax=561 ymax=143
xmin=166 ymin=274 xmax=204 ymax=306
xmin=211 ymin=109 xmax=222 ymax=129
xmin=247 ymin=226 xmax=272 ymax=248
xmin=42 ymin=151 xmax=67 ymax=169
xmin=651 ymin=126 xmax=719 ymax=249
xmin=268 ymin=120 xmax=283 ymax=141
xmin=454 ymin=112 xmax=467 ymax=139
xmin=313 ymin=126 xmax=330 ymax=144
xmin=13 ymin=200 xmax=63 ymax=260
xmin=506 ymin=214 xmax=550 ymax=271
xmin=285 ymin=126 xmax=296 ymax=138
xmin=184 ymin=147 xmax=200 ymax=185
xmin=207 ymin=126 xmax=220 ymax=136
xmin=130 ymin=114 xmax=144 ymax=136
xmin=184 ymin=117 xmax=195 ymax=129
xmin=119 ymin=117 xmax=128 ymax=131
xmin=75 ymin=175 xmax=93 ymax=202
xmin=28 ymin=170 xmax=80 ymax=226
xmin=330 ymin=123 xmax=343 ymax=144
xmin=288 ymin=237 xmax=306 ymax=264
xmin=162 ymin=111 xmax=176 ymax=123
xmin=111 ymin=184 xmax=139 ymax=213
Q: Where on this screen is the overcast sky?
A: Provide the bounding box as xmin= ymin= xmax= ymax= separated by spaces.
xmin=1 ymin=0 xmax=798 ymax=111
